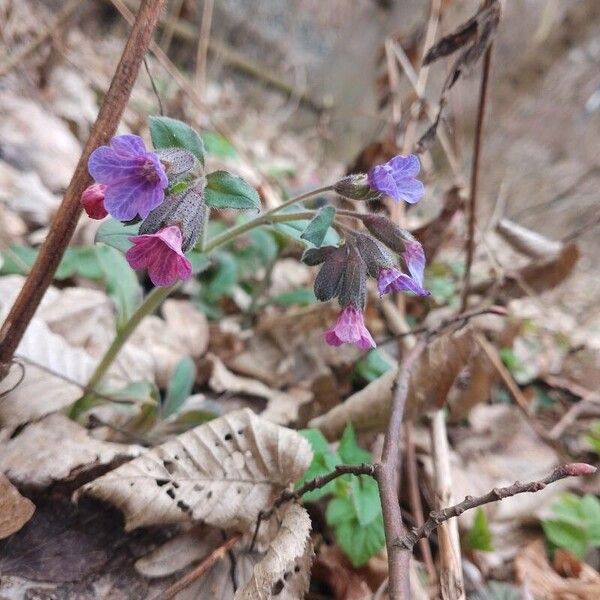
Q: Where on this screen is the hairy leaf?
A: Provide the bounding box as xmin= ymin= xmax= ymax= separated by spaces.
xmin=204 ymin=171 xmax=261 ymax=210
xmin=148 ymin=115 xmax=205 ymax=164
xmin=300 ymin=206 xmax=336 ymax=247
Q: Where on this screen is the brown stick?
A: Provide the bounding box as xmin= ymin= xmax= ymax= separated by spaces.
xmin=460 ymin=44 xmax=493 ymax=312
xmin=395 ymin=463 xmax=596 ymax=550
xmin=0 ymin=0 xmax=165 ymax=375
xmin=152 ymin=533 xmax=242 ymax=600
xmin=375 ymin=340 xmax=426 ymax=600
xmin=404 ymin=422 xmax=437 ymax=581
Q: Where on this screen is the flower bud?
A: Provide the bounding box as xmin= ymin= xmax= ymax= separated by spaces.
xmin=139 ymin=181 xmax=206 ymax=252
xmin=338 ymin=244 xmax=367 ymax=309
xmin=313 ymin=245 xmax=348 ymax=302
xmin=302 ymin=246 xmax=337 ymax=266
xmin=361 ymin=214 xmax=412 ymax=254
xmin=334 ymin=174 xmax=384 ymax=201
xmin=354 ymin=233 xmax=394 ymax=278
xmin=80 ymin=183 xmax=108 ymax=220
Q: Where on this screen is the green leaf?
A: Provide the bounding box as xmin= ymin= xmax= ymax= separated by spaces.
xmin=96 ymin=245 xmax=142 ymax=329
xmin=95 ymin=219 xmax=139 ymax=253
xmin=269 ymin=287 xmax=317 ymax=307
xmin=148 ymin=115 xmax=205 ymax=164
xmin=248 ymin=228 xmax=279 ymax=265
xmin=467 ymin=508 xmax=494 ymax=552
xmin=272 ymin=218 xmax=340 ymax=248
xmin=353 ymin=349 xmax=393 ymax=383
xmin=204 ymin=171 xmax=260 ymax=210
xmin=542 ymin=519 xmax=588 ymax=558
xmin=0 ymin=245 xmax=37 ymax=275
xmin=188 ymin=251 xmax=212 ymax=275
xmin=326 ymin=496 xmax=356 ymax=526
xmin=163 ymin=356 xmax=197 ymax=418
xmin=201 ymin=131 xmax=238 ymax=158
xmin=204 ymin=251 xmax=239 ymax=302
xmin=296 ymin=429 xmax=341 ymax=501
xmin=327 ymin=502 xmax=385 ymax=567
xmin=350 ymin=476 xmax=381 ymax=526
xmin=338 ymin=423 xmax=372 ymax=466
xmin=300 ymin=206 xmax=336 ymax=247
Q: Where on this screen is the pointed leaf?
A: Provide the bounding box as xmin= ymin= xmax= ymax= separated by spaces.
xmin=148 ymin=116 xmax=205 ymax=164
xmin=300 ymin=206 xmax=336 ymax=247
xmin=163 ymin=356 xmax=196 ymax=418
xmin=204 ymin=171 xmax=260 ymax=210
xmin=95 ymin=218 xmax=139 ymax=253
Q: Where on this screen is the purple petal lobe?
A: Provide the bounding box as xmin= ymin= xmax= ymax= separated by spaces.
xmin=367 ymin=154 xmax=425 ymax=204
xmin=392 ymin=274 xmax=430 ymax=297
xmin=403 ymin=241 xmax=426 ymax=284
xmin=110 ymin=134 xmax=147 ymax=156
xmin=377 ymin=267 xmax=403 ymax=296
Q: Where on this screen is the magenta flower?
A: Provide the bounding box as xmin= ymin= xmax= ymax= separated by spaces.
xmin=80 ymin=183 xmax=107 ymax=220
xmin=324 ymin=305 xmax=376 ymax=350
xmin=377 ymin=267 xmax=429 ymax=297
xmin=126 ymin=225 xmax=192 ymax=287
xmin=367 ymin=154 xmax=424 ymax=204
xmin=88 ymin=134 xmax=168 ymax=221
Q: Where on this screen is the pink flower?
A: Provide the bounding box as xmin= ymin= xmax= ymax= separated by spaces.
xmin=324 ymin=305 xmax=376 ymax=350
xmin=126 ymin=225 xmax=192 ymax=287
xmin=80 ymin=183 xmax=108 ymax=219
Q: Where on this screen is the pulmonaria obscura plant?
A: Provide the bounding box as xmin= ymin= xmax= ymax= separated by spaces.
xmin=81 ymin=116 xmax=429 ymax=350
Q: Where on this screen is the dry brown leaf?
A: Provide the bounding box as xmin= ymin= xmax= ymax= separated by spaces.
xmin=0 ymin=414 xmax=141 ymax=491
xmin=208 ymin=354 xmax=311 ymax=425
xmin=234 ymin=504 xmax=313 ymax=600
xmin=496 ymin=218 xmax=563 ymax=259
xmin=515 ymin=540 xmax=600 ymax=600
xmin=472 ymin=243 xmax=579 ymax=299
xmin=309 ymin=329 xmax=474 ymax=439
xmin=76 ymin=409 xmax=312 ymax=531
xmin=0 ymin=316 xmax=96 ymax=427
xmin=0 ymin=473 xmax=35 ymax=539
xmin=125 ymin=299 xmax=209 ymax=388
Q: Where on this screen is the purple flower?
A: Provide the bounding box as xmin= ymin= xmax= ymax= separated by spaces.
xmin=88 ymin=134 xmax=168 ymax=221
xmin=126 ymin=225 xmax=192 ymax=287
xmin=377 ymin=267 xmax=430 ymax=297
xmin=367 ymin=154 xmax=424 ymax=204
xmin=80 ymin=183 xmax=107 ymax=220
xmin=324 ymin=305 xmax=376 ymax=350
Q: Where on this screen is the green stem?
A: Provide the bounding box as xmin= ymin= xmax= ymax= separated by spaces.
xmin=85 ymin=185 xmax=331 ymax=390
xmin=87 ymin=284 xmax=176 ymax=389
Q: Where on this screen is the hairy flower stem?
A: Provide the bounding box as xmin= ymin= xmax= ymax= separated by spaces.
xmin=85 ymin=196 xmax=325 ymax=389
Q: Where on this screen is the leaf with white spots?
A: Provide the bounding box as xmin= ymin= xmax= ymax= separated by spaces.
xmin=75 ymin=409 xmax=312 ymax=531
xmin=235 ymin=504 xmax=313 ymax=600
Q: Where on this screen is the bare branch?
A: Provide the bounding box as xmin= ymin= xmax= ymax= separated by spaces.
xmin=395 ymin=463 xmax=597 ymax=550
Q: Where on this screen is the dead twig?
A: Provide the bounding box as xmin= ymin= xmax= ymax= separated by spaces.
xmin=460 ymin=44 xmax=493 ymax=312
xmin=395 ymin=463 xmax=597 ymax=550
xmin=195 ymin=0 xmax=214 ymax=95
xmin=0 ymin=0 xmax=165 ymax=376
xmin=150 ymin=532 xmax=242 ymax=600
xmin=404 ymin=422 xmax=437 ymax=581
xmin=250 ymin=463 xmax=375 ymax=551
xmin=375 ymin=340 xmax=427 ymax=600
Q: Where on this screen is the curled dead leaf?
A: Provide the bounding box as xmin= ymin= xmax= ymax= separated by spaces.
xmin=0 ymin=473 xmax=35 ymax=539
xmin=234 ymin=504 xmax=313 ymax=600
xmin=76 ymin=409 xmax=312 ymax=531
xmin=309 ymin=329 xmax=474 ymax=439
xmin=496 ymin=219 xmax=563 ymax=259
xmin=0 ymin=414 xmax=141 ymax=491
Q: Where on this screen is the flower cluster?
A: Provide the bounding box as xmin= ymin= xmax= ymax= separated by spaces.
xmin=310 ymin=154 xmax=428 ymax=350
xmin=82 ymin=134 xmax=204 ymax=287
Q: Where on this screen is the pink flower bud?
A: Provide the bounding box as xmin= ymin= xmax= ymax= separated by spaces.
xmin=563 ymin=463 xmax=597 ymax=477
xmin=80 ymin=183 xmax=108 ymax=220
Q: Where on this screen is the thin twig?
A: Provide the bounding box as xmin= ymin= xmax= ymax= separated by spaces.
xmin=0 ymin=0 xmax=81 ymax=77
xmin=460 ymin=44 xmax=493 ymax=312
xmin=150 ymin=532 xmax=242 ymax=600
xmin=395 ymin=463 xmax=597 ymax=550
xmin=195 ymin=0 xmax=214 ymax=95
xmin=143 ymin=56 xmax=164 ymax=115
xmin=250 ymin=463 xmax=375 ymax=551
xmin=404 ymin=422 xmax=437 ymax=581
xmin=375 ymin=340 xmax=427 ymax=600
xmin=0 ymin=0 xmax=165 ymax=377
